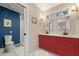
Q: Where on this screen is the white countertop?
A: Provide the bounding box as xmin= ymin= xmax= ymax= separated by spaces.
xmin=39 ymin=34 xmax=79 ymax=39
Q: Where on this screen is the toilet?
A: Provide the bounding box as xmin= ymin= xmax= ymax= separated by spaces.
xmin=4 ymin=35 xmax=15 ymax=52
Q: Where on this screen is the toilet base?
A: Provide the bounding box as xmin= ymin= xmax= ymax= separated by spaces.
xmin=4 ymin=44 xmax=15 ymax=53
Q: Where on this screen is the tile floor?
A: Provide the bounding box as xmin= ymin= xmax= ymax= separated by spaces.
xmin=0 ymin=46 xmax=56 ymax=56
xmin=0 ymin=46 xmax=24 ymax=56
xmin=30 ymin=49 xmax=56 ymax=56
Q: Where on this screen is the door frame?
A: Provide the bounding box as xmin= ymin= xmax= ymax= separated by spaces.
xmin=18 ymin=3 xmax=30 ymax=56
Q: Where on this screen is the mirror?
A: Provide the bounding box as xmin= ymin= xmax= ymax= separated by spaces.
xmin=46 ymin=16 xmax=70 ymax=35
xmin=57 ymin=16 xmax=70 ymax=35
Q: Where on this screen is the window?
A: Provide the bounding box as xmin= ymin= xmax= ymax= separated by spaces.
xmin=47 ymin=9 xmax=69 ymax=20
xmin=56 ymin=9 xmax=68 ymax=17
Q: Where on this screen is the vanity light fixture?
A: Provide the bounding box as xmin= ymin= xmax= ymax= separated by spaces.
xmin=71 ymin=5 xmax=78 ymax=12
xmin=39 ymin=13 xmax=46 ymax=24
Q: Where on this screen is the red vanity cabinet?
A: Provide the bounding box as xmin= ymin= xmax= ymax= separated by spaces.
xmin=39 ymin=35 xmax=79 ymax=56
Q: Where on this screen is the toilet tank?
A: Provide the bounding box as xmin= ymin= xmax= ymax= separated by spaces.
xmin=4 ymin=35 xmax=12 ymax=42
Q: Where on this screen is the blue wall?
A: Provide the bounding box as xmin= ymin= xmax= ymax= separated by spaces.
xmin=0 ymin=6 xmax=20 ymax=48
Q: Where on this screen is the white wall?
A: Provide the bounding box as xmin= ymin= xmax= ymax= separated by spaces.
xmin=27 ymin=4 xmax=44 ymax=53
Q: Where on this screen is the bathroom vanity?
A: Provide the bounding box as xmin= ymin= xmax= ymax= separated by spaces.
xmin=39 ymin=34 xmax=79 ymax=56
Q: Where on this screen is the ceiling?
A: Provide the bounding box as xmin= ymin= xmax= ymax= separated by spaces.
xmin=0 ymin=3 xmax=61 ymax=13
xmin=35 ymin=3 xmax=61 ymax=11
xmin=0 ymin=3 xmax=24 ymax=15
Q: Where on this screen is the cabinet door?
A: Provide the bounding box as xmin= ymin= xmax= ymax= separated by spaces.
xmin=49 ymin=36 xmax=60 ymax=54
xmin=39 ymin=35 xmax=47 ymax=49
xmin=55 ymin=37 xmax=65 ymax=55
xmin=63 ymin=38 xmax=79 ymax=56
